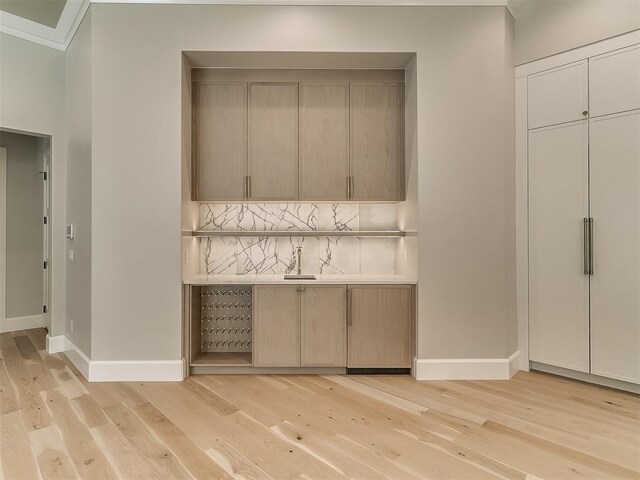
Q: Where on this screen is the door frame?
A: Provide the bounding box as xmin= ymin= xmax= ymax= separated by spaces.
xmin=514 ymin=30 xmax=640 ymax=373
xmin=0 ymin=147 xmax=6 ymax=329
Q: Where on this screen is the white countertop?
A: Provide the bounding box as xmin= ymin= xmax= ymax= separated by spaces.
xmin=183 ymin=274 xmax=416 ymax=285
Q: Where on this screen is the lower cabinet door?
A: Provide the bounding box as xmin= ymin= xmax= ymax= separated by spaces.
xmin=301 ymin=286 xmax=347 ymax=367
xmin=253 ymin=286 xmax=300 ymax=367
xmin=347 ymin=286 xmax=413 ymax=368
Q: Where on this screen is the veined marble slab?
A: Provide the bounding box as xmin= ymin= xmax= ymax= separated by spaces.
xmin=199 ymin=203 xmax=398 ymax=275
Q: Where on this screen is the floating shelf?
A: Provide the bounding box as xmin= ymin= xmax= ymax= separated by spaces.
xmin=189 ymin=230 xmax=406 ymax=238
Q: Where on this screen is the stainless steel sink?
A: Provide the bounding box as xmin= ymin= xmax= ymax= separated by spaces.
xmin=283 ymin=274 xmax=316 ymax=280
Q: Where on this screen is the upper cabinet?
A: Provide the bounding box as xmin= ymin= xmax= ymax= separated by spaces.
xmin=191 ymin=70 xmax=405 ymax=202
xmin=193 ymin=83 xmax=247 ymax=200
xmin=528 ymin=60 xmax=588 ymax=129
xmin=248 ymin=83 xmax=299 ymax=201
xmin=299 ymin=83 xmax=350 ymax=201
xmin=350 ymin=84 xmax=405 ymax=201
xmin=589 ymin=45 xmax=640 ymax=117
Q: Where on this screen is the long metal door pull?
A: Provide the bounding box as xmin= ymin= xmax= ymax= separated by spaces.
xmin=588 ymin=217 xmax=594 ymax=275
xmin=583 ymin=218 xmax=589 ymax=275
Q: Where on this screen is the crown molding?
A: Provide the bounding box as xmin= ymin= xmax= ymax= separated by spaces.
xmin=1 ymin=0 xmax=514 ymax=52
xmin=0 ymin=0 xmax=90 ymax=51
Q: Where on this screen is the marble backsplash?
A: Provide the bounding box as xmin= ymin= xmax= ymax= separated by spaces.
xmin=199 ymin=204 xmax=398 ymax=275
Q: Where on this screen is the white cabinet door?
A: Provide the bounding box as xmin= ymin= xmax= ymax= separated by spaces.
xmin=529 ymin=120 xmax=590 ymax=372
xmin=589 ymin=45 xmax=640 ymax=117
xmin=528 ymin=61 xmax=588 ymax=129
xmin=589 ymin=110 xmax=640 ymax=384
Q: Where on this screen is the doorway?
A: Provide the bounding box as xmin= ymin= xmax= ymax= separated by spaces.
xmin=0 ymin=131 xmax=50 ymax=333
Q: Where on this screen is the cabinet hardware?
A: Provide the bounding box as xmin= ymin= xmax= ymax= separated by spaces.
xmin=244 ymin=176 xmax=249 ymax=198
xmin=297 ymin=287 xmax=305 ymax=292
xmin=582 ymin=111 xmax=588 ymax=116
xmin=583 ymin=218 xmax=589 ymax=275
xmin=349 ymin=176 xmax=354 ymax=199
xmin=588 ymin=217 xmax=594 ymax=275
xmin=347 ymin=288 xmax=353 ymax=326
xmin=347 ymin=176 xmax=351 ymax=198
xmin=248 ymin=176 xmax=252 ymax=197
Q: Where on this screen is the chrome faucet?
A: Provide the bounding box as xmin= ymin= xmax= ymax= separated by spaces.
xmin=296 ymin=246 xmax=302 ymax=275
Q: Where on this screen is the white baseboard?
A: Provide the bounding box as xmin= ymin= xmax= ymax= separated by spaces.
xmin=1 ymin=314 xmax=43 ymax=333
xmin=414 ymin=351 xmax=520 ymax=381
xmin=90 ymin=359 xmax=185 ymax=382
xmin=46 ymin=334 xmax=70 ymax=353
xmin=45 ymin=334 xmax=184 ymax=382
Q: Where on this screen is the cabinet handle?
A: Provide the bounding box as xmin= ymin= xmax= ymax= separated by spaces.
xmin=244 ymin=176 xmax=249 ymax=199
xmin=583 ymin=218 xmax=589 ymax=275
xmin=347 ymin=176 xmax=351 ymax=198
xmin=349 ymin=176 xmax=354 ymax=199
xmin=588 ymin=217 xmax=594 ymax=275
xmin=297 ymin=287 xmax=305 ymax=292
xmin=248 ymin=176 xmax=252 ymax=198
xmin=347 ymin=288 xmax=353 ymax=326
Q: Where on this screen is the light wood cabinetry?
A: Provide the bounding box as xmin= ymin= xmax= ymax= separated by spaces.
xmin=193 ymin=83 xmax=247 ymax=200
xmin=527 ymin=61 xmax=588 ymax=129
xmin=589 ymin=45 xmax=640 ymax=117
xmin=191 ymin=70 xmax=405 ymax=202
xmin=248 ymin=83 xmax=299 ymax=201
xmin=253 ymin=286 xmax=300 ymax=367
xmin=299 ymin=84 xmax=350 ymax=200
xmin=589 ymin=110 xmax=640 ymax=384
xmin=528 ymin=121 xmax=590 ymax=372
xmin=350 ymin=84 xmax=404 ymax=201
xmin=301 ymin=286 xmax=347 ymax=366
xmin=347 ymin=286 xmax=413 ymax=368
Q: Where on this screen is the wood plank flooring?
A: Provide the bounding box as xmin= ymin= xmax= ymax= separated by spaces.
xmin=1 ymin=328 xmax=639 ymax=480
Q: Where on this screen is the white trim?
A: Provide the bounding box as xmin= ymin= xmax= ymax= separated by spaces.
xmin=44 ymin=334 xmax=184 ymax=382
xmin=1 ymin=315 xmax=44 ymax=333
xmin=0 ymin=148 xmax=5 ymax=332
xmin=90 ymin=359 xmax=185 ymax=382
xmin=414 ymin=352 xmax=519 ymax=380
xmin=531 ymin=362 xmax=639 ymax=394
xmin=0 ymin=0 xmax=90 ymax=51
xmin=46 ymin=334 xmax=70 ymax=353
xmin=516 ymin=30 xmax=640 ymax=78
xmin=515 ymin=75 xmax=529 ymax=372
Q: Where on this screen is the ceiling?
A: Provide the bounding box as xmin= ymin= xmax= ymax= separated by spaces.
xmin=0 ymin=0 xmax=515 ymax=52
xmin=0 ymin=0 xmax=67 ymax=28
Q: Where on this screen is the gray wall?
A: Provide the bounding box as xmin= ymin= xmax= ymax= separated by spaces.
xmin=0 ymin=33 xmax=66 ymax=335
xmin=65 ymin=10 xmax=92 ymax=356
xmin=89 ymin=4 xmax=516 ymax=361
xmin=515 ymin=0 xmax=640 ymax=65
xmin=0 ymin=131 xmax=43 ymax=318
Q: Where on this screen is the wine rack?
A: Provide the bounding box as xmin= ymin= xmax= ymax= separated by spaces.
xmin=200 ymin=286 xmax=252 ymax=353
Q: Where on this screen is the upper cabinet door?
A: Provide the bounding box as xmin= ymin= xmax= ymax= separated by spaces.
xmin=248 ymin=83 xmax=299 ymax=201
xmin=589 ymin=110 xmax=640 ymax=384
xmin=528 ymin=61 xmax=588 ymax=129
xmin=193 ymin=83 xmax=247 ymax=201
xmin=350 ymin=84 xmax=404 ymax=201
xmin=299 ymin=84 xmax=349 ymax=201
xmin=589 ymin=45 xmax=640 ymax=117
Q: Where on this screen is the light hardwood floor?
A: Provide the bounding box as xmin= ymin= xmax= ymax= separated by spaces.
xmin=1 ymin=328 xmax=639 ymax=480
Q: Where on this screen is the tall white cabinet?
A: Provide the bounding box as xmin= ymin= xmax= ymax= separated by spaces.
xmin=527 ymin=43 xmax=640 ymax=386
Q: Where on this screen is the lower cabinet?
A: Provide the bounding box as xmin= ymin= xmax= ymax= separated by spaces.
xmin=253 ymin=286 xmax=301 ymax=367
xmin=254 ymin=285 xmax=347 ymax=367
xmin=190 ymin=283 xmax=414 ymax=372
xmin=301 ymin=286 xmax=347 ymax=367
xmin=347 ymin=286 xmax=413 ymax=368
